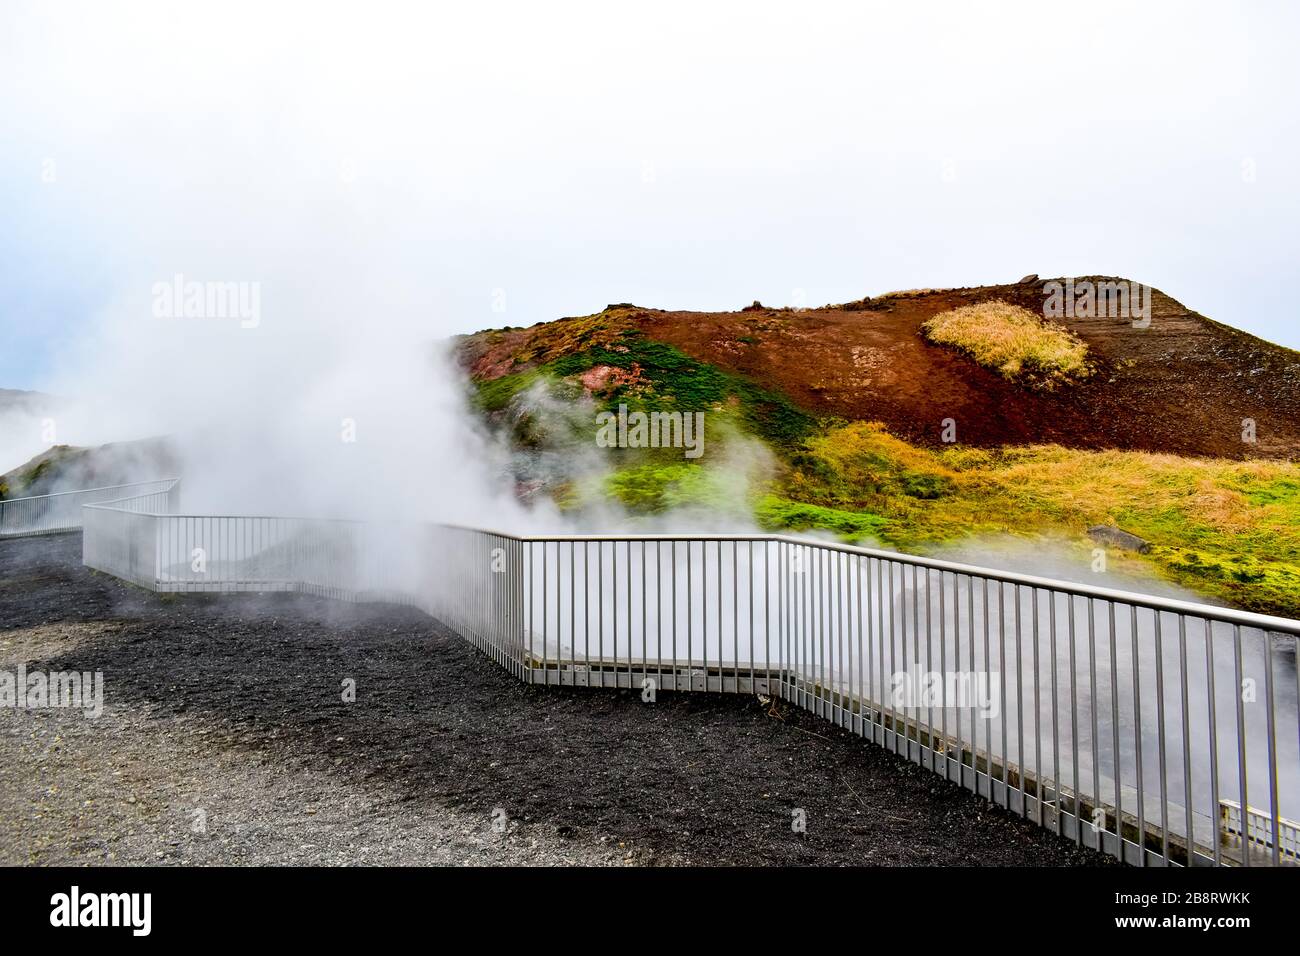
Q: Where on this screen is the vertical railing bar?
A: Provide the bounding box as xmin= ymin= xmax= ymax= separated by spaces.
xmin=1233 ymin=624 xmax=1249 ymax=867
xmin=814 ymin=545 xmax=820 ymax=715
xmin=845 ymin=551 xmax=852 ymax=729
xmin=818 ymin=546 xmax=826 ymax=717
xmin=858 ymin=555 xmax=867 ymax=737
xmin=1130 ymin=605 xmax=1146 ymax=863
xmin=889 ymin=561 xmax=898 ymax=753
xmin=1071 ymin=595 xmax=1081 ymax=848
xmin=642 ymin=540 xmax=649 ymax=689
xmin=1088 ymin=597 xmax=1101 ymax=851
xmin=657 ymin=540 xmax=663 ymax=688
xmin=878 ymin=558 xmax=887 ymax=746
xmin=912 ymin=564 xmax=921 ymax=763
xmin=1050 ymin=588 xmax=1061 ymax=836
xmin=672 ymin=541 xmax=678 ymax=685
xmin=525 ymin=541 xmax=535 ymax=676
xmin=1014 ymin=583 xmax=1025 ymax=816
xmin=809 ymin=545 xmax=817 ymax=713
xmin=837 ymin=550 xmax=845 ymax=726
xmin=612 ymin=540 xmax=619 ymax=681
xmin=779 ymin=542 xmax=787 ymax=697
xmin=731 ymin=540 xmax=739 ymax=690
xmin=840 ymin=550 xmax=847 ymax=726
xmin=568 ymin=540 xmax=576 ymax=686
xmin=762 ymin=541 xmax=770 ymax=692
xmin=711 ymin=540 xmax=719 ymax=691
xmin=628 ymin=540 xmax=634 ymax=689
xmin=598 ymin=541 xmax=605 ymax=682
xmin=1155 ymin=608 xmax=1170 ymax=864
xmin=926 ymin=567 xmax=935 ymax=767
xmin=1263 ymin=627 xmax=1280 ymax=867
xmin=1178 ymin=613 xmax=1193 ymax=864
xmin=981 ymin=576 xmax=991 ymax=796
xmin=1032 ymin=586 xmax=1041 ymax=826
xmin=686 ymin=541 xmax=693 ymax=689
xmin=584 ymin=541 xmax=591 ymax=678
xmin=1108 ymin=601 xmax=1122 ymax=855
xmin=998 ymin=581 xmax=1008 ymax=807
xmin=792 ymin=542 xmax=799 ymax=702
xmin=940 ymin=570 xmax=949 ymax=778
xmin=749 ymin=540 xmax=756 ymax=688
xmin=966 ymin=572 xmax=975 ymax=783
xmin=864 ymin=557 xmax=874 ymax=738
xmin=542 ymin=540 xmax=549 ymax=683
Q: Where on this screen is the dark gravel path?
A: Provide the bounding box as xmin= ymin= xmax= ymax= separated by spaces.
xmin=1 ymin=532 xmax=1113 ymax=866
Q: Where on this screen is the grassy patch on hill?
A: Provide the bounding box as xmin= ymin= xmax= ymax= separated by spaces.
xmin=921 ymin=300 xmax=1093 ymax=389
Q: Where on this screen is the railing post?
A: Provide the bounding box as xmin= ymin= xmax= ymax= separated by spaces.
xmin=515 ymin=538 xmax=525 ymax=681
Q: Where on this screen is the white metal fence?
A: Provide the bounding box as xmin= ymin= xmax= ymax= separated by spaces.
xmin=0 ymin=479 xmax=179 ymax=538
xmin=65 ymin=483 xmax=1300 ymax=867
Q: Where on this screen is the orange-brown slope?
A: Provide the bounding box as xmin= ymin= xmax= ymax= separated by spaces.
xmin=636 ymin=279 xmax=1300 ymax=459
xmin=458 ymin=278 xmax=1300 ymax=460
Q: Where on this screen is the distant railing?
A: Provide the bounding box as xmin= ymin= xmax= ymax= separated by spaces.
xmin=1219 ymin=798 xmax=1299 ymax=862
xmin=0 ymin=479 xmax=179 ymax=538
xmin=70 ymin=485 xmax=1300 ymax=868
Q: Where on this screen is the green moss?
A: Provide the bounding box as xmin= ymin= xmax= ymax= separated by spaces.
xmin=1222 ymin=473 xmax=1300 ymax=507
xmin=604 ymin=460 xmax=755 ymax=517
xmin=21 ymin=458 xmax=53 ymax=487
xmin=755 ymin=495 xmax=888 ymax=540
xmin=472 ymin=368 xmax=542 ymax=413
xmin=1151 ymin=545 xmax=1300 ymax=617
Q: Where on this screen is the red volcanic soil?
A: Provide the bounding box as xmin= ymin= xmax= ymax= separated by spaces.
xmin=460 ymin=277 xmax=1300 ymax=460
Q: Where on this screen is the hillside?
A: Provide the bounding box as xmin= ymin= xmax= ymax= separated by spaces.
xmin=0 ymin=438 xmax=178 ymax=500
xmin=462 ymin=277 xmax=1300 ymax=459
xmin=456 ymin=278 xmax=1300 ymax=615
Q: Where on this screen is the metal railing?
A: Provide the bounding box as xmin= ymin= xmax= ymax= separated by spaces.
xmin=74 ymin=487 xmax=1300 ymax=867
xmin=0 ymin=479 xmax=179 ymax=538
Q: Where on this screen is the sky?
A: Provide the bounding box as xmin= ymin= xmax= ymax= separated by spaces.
xmin=0 ymin=0 xmax=1297 ymax=406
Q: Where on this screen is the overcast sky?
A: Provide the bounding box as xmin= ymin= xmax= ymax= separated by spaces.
xmin=2 ymin=0 xmax=1298 ymax=396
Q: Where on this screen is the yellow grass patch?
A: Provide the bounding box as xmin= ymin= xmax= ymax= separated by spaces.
xmin=921 ymin=300 xmax=1092 ymax=388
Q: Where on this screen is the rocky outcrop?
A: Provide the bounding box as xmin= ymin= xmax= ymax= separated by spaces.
xmin=1087 ymin=525 xmax=1152 ymax=554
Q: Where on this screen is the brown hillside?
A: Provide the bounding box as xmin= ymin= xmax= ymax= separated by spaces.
xmin=461 ymin=277 xmax=1300 ymax=460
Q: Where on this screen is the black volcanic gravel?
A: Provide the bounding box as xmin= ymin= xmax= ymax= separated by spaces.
xmin=0 ymin=532 xmax=1113 ymax=866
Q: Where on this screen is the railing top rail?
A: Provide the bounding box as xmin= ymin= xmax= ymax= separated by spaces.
xmin=444 ymin=525 xmax=1300 ymax=636
xmin=1 ymin=477 xmax=179 ymax=505
xmin=81 ymin=506 xmax=363 ymax=525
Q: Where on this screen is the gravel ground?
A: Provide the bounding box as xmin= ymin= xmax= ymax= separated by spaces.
xmin=0 ymin=532 xmax=1113 ymax=866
